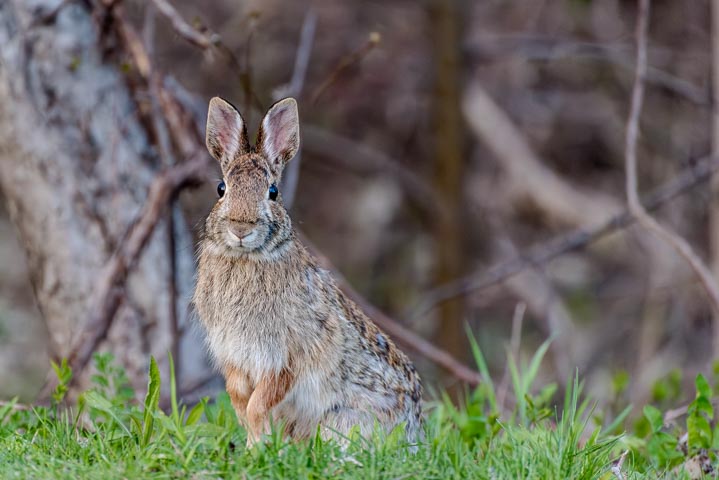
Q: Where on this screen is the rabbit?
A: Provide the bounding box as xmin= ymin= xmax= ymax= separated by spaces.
xmin=193 ymin=97 xmax=423 ymax=447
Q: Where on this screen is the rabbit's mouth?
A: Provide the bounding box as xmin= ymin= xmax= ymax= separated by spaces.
xmin=224 ymin=225 xmax=268 ymax=251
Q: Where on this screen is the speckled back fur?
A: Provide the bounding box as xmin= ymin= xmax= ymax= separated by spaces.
xmin=193 ymin=97 xmax=422 ymax=446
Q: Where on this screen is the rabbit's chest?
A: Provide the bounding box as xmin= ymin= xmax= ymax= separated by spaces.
xmin=198 ymin=266 xmax=323 ymax=380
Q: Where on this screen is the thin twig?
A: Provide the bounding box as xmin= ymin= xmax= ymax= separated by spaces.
xmin=407 ymin=155 xmax=719 ymax=320
xmin=611 ymin=450 xmax=630 ymax=480
xmin=663 ymin=404 xmax=689 ymax=424
xmin=0 ymin=400 xmax=30 ymax=411
xmin=310 ymin=32 xmax=381 ymax=104
xmin=299 ymin=232 xmax=482 ymax=386
xmin=277 ymin=9 xmax=317 ymax=210
xmin=469 ymin=35 xmax=708 ymax=106
xmin=149 ymin=0 xmax=218 ymax=49
xmin=147 ymin=0 xmax=260 ymax=111
xmin=288 ymin=9 xmax=317 ymax=98
xmin=624 ymin=0 xmax=719 ymax=332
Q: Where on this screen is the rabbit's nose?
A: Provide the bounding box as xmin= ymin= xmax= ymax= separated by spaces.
xmin=227 ymin=221 xmax=254 ymax=240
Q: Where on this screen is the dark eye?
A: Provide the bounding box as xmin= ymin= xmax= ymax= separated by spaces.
xmin=268 ymin=184 xmax=279 ymax=201
xmin=217 ymin=181 xmax=226 ymax=198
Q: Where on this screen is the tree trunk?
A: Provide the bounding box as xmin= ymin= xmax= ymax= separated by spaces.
xmin=428 ymin=0 xmax=466 ymax=375
xmin=0 ymin=0 xmax=207 ymax=393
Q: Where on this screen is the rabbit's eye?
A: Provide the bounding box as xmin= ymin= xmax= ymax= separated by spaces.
xmin=268 ymin=184 xmax=279 ymax=201
xmin=217 ymin=181 xmax=226 ymax=198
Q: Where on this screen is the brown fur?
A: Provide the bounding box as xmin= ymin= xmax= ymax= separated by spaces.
xmin=194 ymin=97 xmax=422 ymax=447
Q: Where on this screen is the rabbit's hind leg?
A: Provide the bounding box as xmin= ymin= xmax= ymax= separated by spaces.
xmin=319 ymin=405 xmax=376 ymax=444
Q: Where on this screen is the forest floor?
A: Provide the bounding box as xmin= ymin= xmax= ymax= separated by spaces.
xmin=0 ymin=345 xmax=716 ymax=479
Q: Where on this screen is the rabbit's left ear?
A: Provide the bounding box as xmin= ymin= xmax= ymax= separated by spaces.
xmin=258 ymin=98 xmax=300 ymax=173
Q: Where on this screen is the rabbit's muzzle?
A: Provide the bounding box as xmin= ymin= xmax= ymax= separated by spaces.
xmin=225 ymin=219 xmax=265 ymax=250
xmin=228 ymin=220 xmax=255 ymax=240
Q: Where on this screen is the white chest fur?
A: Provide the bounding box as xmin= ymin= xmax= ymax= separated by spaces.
xmin=196 ymin=253 xmax=332 ymax=385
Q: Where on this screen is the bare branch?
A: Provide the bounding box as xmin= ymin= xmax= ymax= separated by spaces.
xmin=310 ymin=32 xmax=381 ymax=104
xmin=149 ymin=0 xmax=216 ymax=49
xmin=611 ymin=450 xmax=630 ymax=480
xmin=624 ymin=0 xmax=719 ymax=327
xmin=0 ymin=399 xmax=30 ymax=411
xmin=145 ymin=0 xmax=259 ymax=111
xmin=407 ymin=155 xmax=719 ymax=320
xmin=469 ymin=35 xmax=708 ymax=106
xmin=277 ymin=9 xmax=317 ymax=210
xmin=287 ymin=9 xmax=318 ymax=98
xmin=463 ymin=82 xmax=622 ymax=227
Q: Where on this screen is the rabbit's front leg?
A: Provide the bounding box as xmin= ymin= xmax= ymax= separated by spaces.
xmin=245 ymin=368 xmax=295 ymax=446
xmin=224 ymin=365 xmax=252 ymax=427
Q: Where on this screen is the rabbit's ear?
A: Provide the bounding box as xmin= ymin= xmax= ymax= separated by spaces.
xmin=206 ymin=97 xmax=250 ymax=168
xmin=258 ymin=98 xmax=299 ymax=173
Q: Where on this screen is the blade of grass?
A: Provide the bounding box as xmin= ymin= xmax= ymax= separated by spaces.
xmin=465 ymin=325 xmax=497 ymax=412
xmin=142 ymin=356 xmax=161 ymax=447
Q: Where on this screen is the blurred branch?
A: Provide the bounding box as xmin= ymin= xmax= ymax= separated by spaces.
xmin=463 ymin=82 xmax=622 ymax=227
xmin=310 ymin=31 xmax=381 ymax=104
xmin=287 ymin=10 xmax=317 ymax=98
xmin=300 ymin=232 xmax=482 ymax=386
xmin=623 ymin=0 xmax=719 ymax=330
xmin=471 ymin=35 xmax=708 ymax=106
xmin=147 ymin=0 xmax=260 ymax=111
xmin=149 ymin=0 xmax=217 ymax=49
xmin=0 ymin=400 xmax=30 ymax=411
xmin=611 ymin=450 xmax=630 ymax=480
xmin=407 ymin=155 xmax=719 ymax=320
xmin=277 ymin=9 xmax=317 ymax=210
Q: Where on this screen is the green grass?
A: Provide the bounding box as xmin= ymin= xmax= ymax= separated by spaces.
xmin=0 ymin=346 xmax=716 ymax=479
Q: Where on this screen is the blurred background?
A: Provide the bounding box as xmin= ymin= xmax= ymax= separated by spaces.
xmin=0 ymin=0 xmax=716 ymax=413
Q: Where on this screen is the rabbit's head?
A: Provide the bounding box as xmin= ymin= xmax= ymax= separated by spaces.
xmin=203 ymin=97 xmax=300 ymax=257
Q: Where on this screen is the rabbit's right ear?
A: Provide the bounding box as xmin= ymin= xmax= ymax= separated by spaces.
xmin=206 ymin=97 xmax=250 ymax=169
